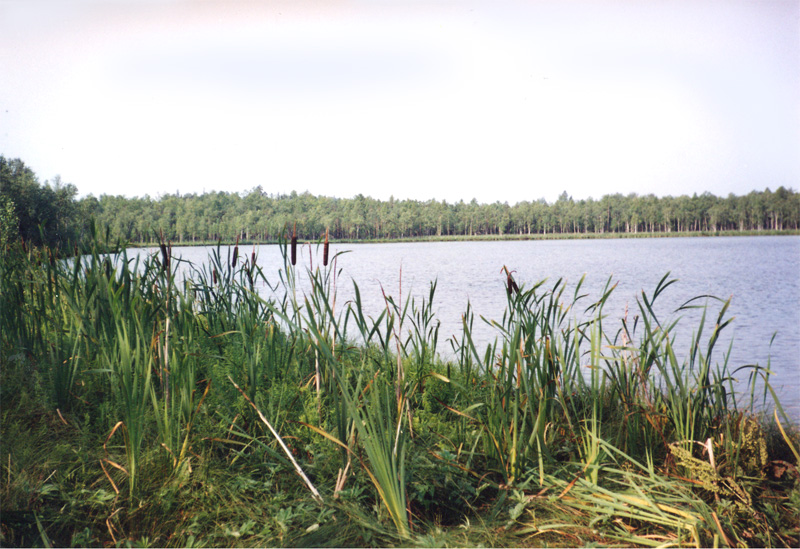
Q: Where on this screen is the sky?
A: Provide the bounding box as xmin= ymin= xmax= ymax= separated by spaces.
xmin=1 ymin=0 xmax=798 ymax=205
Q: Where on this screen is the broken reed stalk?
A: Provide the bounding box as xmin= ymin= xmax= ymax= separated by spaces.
xmin=291 ymin=222 xmax=297 ymax=266
xmin=228 ymin=375 xmax=323 ymax=503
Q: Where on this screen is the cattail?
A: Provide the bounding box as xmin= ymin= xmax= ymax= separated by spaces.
xmin=157 ymin=230 xmax=166 ymax=270
xmin=291 ymin=222 xmax=297 ymax=266
xmin=232 ymin=236 xmax=239 ymax=267
xmin=323 ymin=229 xmax=329 ymax=267
xmin=160 ymin=241 xmax=169 ymax=272
xmin=213 ymin=268 xmax=218 ymax=285
xmin=248 ymin=244 xmax=257 ymax=286
xmin=505 ymin=268 xmax=519 ymax=296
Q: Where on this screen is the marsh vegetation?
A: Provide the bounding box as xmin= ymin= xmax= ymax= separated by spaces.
xmin=1 ymin=232 xmax=798 ymax=547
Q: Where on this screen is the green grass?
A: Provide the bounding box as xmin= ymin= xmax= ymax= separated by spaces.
xmin=1 ymin=232 xmax=798 ymax=547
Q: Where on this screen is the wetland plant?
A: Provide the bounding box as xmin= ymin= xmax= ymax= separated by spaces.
xmin=1 ymin=232 xmax=797 ymax=547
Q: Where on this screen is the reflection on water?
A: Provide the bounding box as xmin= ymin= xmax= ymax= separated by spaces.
xmin=132 ymin=235 xmax=800 ymax=420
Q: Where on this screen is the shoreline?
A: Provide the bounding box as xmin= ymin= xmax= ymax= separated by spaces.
xmin=124 ymin=228 xmax=800 ymax=247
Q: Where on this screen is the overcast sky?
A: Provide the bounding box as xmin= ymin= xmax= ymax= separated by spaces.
xmin=1 ymin=0 xmax=798 ymax=204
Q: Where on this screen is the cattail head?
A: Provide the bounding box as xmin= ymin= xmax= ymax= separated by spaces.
xmin=160 ymin=242 xmax=169 ymax=272
xmin=213 ymin=268 xmax=218 ymax=285
xmin=247 ymin=245 xmax=257 ymax=286
xmin=508 ymin=274 xmax=519 ymax=296
xmin=232 ymin=236 xmax=239 ymax=267
xmin=290 ymin=222 xmax=297 ymax=266
xmin=503 ymin=266 xmax=519 ymax=296
xmin=323 ymin=229 xmax=329 ymax=267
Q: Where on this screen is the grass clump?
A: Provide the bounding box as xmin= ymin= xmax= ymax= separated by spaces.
xmin=1 ymin=230 xmax=798 ymax=547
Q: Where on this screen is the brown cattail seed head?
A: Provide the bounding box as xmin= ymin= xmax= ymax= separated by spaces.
xmin=213 ymin=268 xmax=218 ymax=285
xmin=160 ymin=242 xmax=169 ymax=272
xmin=323 ymin=229 xmax=329 ymax=266
xmin=506 ymin=272 xmax=519 ymax=296
xmin=232 ymin=237 xmax=239 ymax=267
xmin=291 ymin=222 xmax=297 ymax=265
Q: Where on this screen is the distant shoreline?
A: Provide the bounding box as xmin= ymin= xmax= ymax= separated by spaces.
xmin=125 ymin=228 xmax=800 ymax=247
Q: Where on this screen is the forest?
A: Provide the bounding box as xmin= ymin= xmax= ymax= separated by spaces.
xmin=2 ymin=155 xmax=799 ymax=247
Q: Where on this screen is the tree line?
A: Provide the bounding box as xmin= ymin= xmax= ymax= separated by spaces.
xmin=2 ymin=155 xmax=798 ymax=247
xmin=0 ymin=157 xmax=96 ymax=249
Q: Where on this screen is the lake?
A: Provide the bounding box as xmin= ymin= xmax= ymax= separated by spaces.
xmin=136 ymin=235 xmax=800 ymax=420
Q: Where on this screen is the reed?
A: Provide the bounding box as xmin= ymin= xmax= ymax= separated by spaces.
xmin=49 ymin=322 xmax=82 ymax=412
xmin=100 ymin=308 xmax=153 ymax=498
xmin=300 ymin=317 xmax=413 ymax=538
xmin=2 ymin=231 xmax=797 ymax=547
xmin=267 ymin=241 xmax=415 ymax=537
xmin=406 ymin=280 xmax=441 ymax=386
xmin=457 ymin=276 xmax=592 ymax=485
xmin=151 ymin=300 xmax=211 ymax=474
